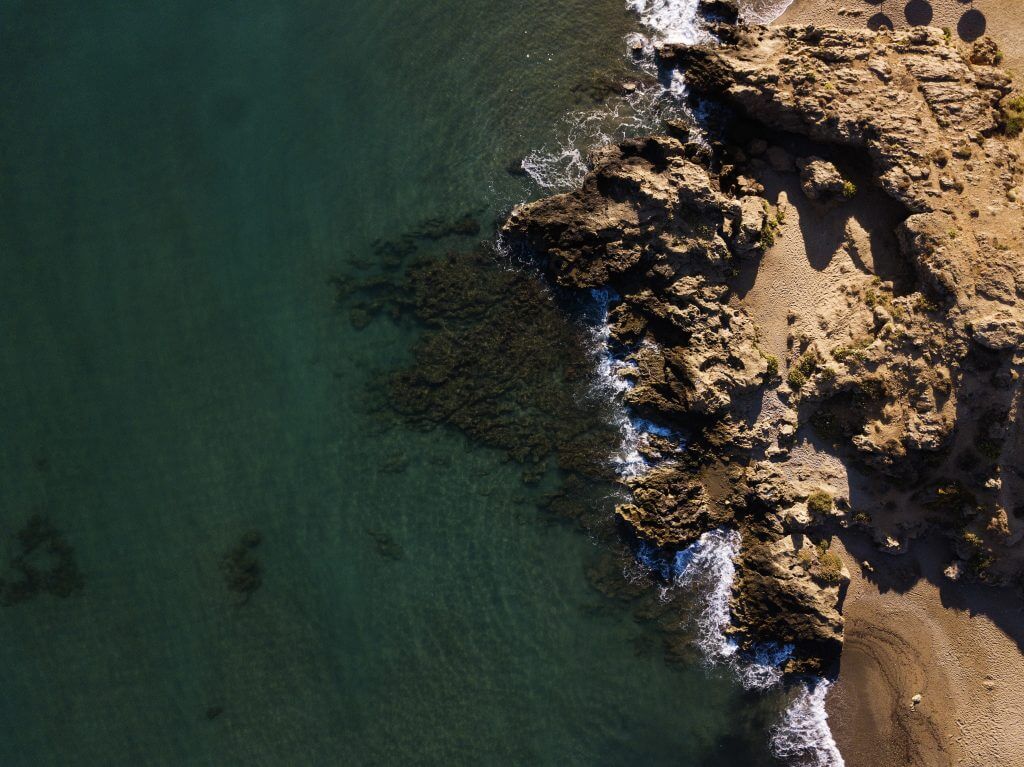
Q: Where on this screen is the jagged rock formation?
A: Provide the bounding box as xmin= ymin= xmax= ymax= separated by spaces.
xmin=505 ymin=134 xmax=846 ymax=672
xmin=504 ymin=26 xmax=1024 ymax=674
xmin=664 ymin=25 xmax=1024 ymax=570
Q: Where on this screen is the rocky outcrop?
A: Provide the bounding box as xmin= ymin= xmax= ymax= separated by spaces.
xmin=504 ymin=26 xmax=1024 ymax=676
xmin=504 ymin=133 xmax=847 ymax=674
xmin=662 ymin=27 xmax=1024 ymax=580
xmin=662 ymin=26 xmax=1022 ymax=314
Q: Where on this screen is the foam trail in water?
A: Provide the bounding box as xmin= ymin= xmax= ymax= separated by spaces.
xmin=562 ymin=4 xmax=841 ymax=762
xmin=772 ymin=681 xmax=845 ymax=767
xmin=522 ymin=82 xmax=693 ymax=191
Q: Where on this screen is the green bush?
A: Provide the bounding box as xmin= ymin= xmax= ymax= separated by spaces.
xmin=817 ymin=550 xmax=845 ymax=583
xmin=1001 ymin=95 xmax=1024 ymax=137
xmin=807 ymin=489 xmax=833 ymax=515
xmin=787 ymin=367 xmax=807 ymax=390
xmin=841 ymin=180 xmax=857 ymax=199
xmin=759 ymin=209 xmax=781 ymax=250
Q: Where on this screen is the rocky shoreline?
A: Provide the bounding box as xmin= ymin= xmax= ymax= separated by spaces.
xmin=502 ymin=24 xmax=1024 ymax=678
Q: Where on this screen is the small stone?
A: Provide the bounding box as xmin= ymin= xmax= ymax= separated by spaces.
xmin=798 ymin=157 xmax=850 ymax=202
xmin=911 ymin=693 xmax=922 ymax=707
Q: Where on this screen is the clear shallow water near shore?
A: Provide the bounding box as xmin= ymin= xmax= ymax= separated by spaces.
xmin=1 ymin=1 xmax=808 ymax=764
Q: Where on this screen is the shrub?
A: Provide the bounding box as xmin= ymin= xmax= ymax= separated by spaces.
xmin=831 ymin=345 xmax=852 ymax=363
xmin=841 ymin=180 xmax=857 ymax=199
xmin=807 ymin=489 xmax=834 ymax=515
xmin=787 ymin=367 xmax=807 ymax=390
xmin=759 ymin=206 xmax=781 ymax=249
xmin=797 ymin=547 xmax=816 ymax=569
xmin=817 ymin=550 xmax=845 ymax=583
xmin=796 ymin=351 xmax=820 ymax=376
xmin=1001 ymin=95 xmax=1024 ymax=137
xmin=764 ymin=354 xmax=779 ymax=379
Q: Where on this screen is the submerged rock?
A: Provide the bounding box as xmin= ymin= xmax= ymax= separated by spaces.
xmin=221 ymin=531 xmax=262 ymax=603
xmin=0 ymin=513 xmax=83 ymax=606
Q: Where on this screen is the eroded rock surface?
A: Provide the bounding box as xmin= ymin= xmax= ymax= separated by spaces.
xmin=504 ymin=26 xmax=1024 ymax=675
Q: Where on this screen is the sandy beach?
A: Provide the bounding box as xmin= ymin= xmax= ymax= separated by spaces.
xmin=762 ymin=3 xmax=1024 ymax=764
xmin=826 ymin=536 xmax=1024 ymax=766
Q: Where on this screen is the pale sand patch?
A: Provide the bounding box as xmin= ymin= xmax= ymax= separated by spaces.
xmin=778 ymin=0 xmax=1024 ymax=74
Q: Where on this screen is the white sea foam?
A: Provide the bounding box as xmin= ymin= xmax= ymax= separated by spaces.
xmin=634 ymin=521 xmax=843 ymax=767
xmin=772 ymin=681 xmax=846 ymax=767
xmin=522 ymin=82 xmax=691 ymax=191
xmin=586 ymin=289 xmax=674 ymax=478
xmin=627 ymin=0 xmax=708 ymax=45
xmin=671 ymin=528 xmax=741 ymax=657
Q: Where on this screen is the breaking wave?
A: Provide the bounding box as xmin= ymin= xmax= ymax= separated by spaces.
xmin=589 ymin=284 xmax=843 ymax=765
xmin=586 ymin=288 xmax=683 ymax=478
xmin=632 ymin=512 xmax=843 ymax=767
xmin=627 ymin=0 xmax=707 ymax=45
xmin=522 ymin=83 xmax=692 ymax=191
xmin=772 ymin=681 xmax=845 ymax=767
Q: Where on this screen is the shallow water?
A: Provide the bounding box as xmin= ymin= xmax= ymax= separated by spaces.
xmin=1 ymin=1 xmax=794 ymax=764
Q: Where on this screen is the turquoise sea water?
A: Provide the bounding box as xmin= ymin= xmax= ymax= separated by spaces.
xmin=1 ymin=1 xmax=791 ymax=764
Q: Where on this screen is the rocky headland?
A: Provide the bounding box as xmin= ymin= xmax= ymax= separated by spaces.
xmin=502 ymin=23 xmax=1024 ymax=683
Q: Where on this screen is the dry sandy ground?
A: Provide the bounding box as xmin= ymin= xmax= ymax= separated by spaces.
xmin=829 ymin=536 xmax=1024 ymax=767
xmin=732 ymin=15 xmax=1024 ymax=757
xmin=778 ymin=0 xmax=1024 ymax=73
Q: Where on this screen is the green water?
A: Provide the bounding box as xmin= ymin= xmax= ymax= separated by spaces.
xmin=0 ymin=1 xmax=786 ymax=764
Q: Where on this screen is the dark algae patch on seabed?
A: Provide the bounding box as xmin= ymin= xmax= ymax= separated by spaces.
xmin=0 ymin=0 xmax=789 ymax=764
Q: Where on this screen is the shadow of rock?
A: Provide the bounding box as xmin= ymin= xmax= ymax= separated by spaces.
xmin=957 ymin=9 xmax=986 ymax=42
xmin=867 ymin=12 xmax=894 ymax=31
xmin=904 ymin=0 xmax=933 ymax=26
